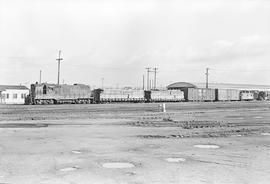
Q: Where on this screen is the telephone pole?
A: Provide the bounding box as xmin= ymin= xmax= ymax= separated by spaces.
xmin=101 ymin=78 xmax=104 ymax=89
xmin=56 ymin=50 xmax=63 ymax=85
xmin=145 ymin=67 xmax=151 ymax=90
xmin=142 ymin=75 xmax=145 ymax=90
xmin=205 ymin=68 xmax=209 ymax=88
xmin=153 ymin=67 xmax=158 ymax=90
xmin=39 ymin=70 xmax=42 ymax=84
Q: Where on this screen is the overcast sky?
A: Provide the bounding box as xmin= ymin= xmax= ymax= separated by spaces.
xmin=0 ymin=0 xmax=270 ymax=88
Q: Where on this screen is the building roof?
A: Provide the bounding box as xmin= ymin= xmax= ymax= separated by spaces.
xmin=167 ymin=82 xmax=197 ymax=89
xmin=0 ymin=85 xmax=29 ymax=91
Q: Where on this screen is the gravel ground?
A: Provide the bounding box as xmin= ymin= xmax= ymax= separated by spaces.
xmin=0 ymin=101 xmax=269 ymax=184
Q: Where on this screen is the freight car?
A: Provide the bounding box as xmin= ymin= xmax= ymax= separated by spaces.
xmin=215 ymin=89 xmax=240 ymax=101
xmin=182 ymin=88 xmax=215 ymax=101
xmin=99 ymin=89 xmax=145 ymax=103
xmin=258 ymin=91 xmax=270 ymax=100
xmin=27 ymin=83 xmax=92 ymax=104
xmin=240 ymin=90 xmax=254 ymax=101
xmin=149 ymin=90 xmax=184 ymax=102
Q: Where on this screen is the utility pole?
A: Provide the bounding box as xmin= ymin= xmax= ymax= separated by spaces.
xmin=101 ymin=78 xmax=104 ymax=89
xmin=39 ymin=70 xmax=42 ymax=84
xmin=56 ymin=50 xmax=63 ymax=85
xmin=143 ymin=75 xmax=145 ymax=90
xmin=145 ymin=67 xmax=151 ymax=90
xmin=205 ymin=68 xmax=209 ymax=88
xmin=153 ymin=67 xmax=158 ymax=90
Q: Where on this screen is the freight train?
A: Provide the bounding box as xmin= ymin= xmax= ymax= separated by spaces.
xmin=25 ymin=83 xmax=270 ymax=105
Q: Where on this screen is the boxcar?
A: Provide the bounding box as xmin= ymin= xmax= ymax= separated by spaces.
xmin=150 ymin=90 xmax=184 ymax=102
xmin=183 ymin=88 xmax=215 ymax=101
xmin=215 ymin=89 xmax=240 ymax=101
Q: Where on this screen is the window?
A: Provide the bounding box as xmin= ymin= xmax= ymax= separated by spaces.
xmin=43 ymin=85 xmax=47 ymax=94
xmin=6 ymin=94 xmax=9 ymax=99
xmin=21 ymin=94 xmax=25 ymax=99
xmin=13 ymin=94 xmax=17 ymax=99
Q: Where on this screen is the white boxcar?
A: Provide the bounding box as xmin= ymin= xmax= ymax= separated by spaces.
xmin=151 ymin=90 xmax=184 ymax=102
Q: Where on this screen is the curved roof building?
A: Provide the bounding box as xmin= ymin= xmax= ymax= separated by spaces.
xmin=167 ymin=82 xmax=197 ymax=90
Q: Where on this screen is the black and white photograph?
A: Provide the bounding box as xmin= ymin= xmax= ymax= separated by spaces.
xmin=0 ymin=0 xmax=270 ymax=183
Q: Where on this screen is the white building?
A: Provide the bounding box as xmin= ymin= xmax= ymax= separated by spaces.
xmin=0 ymin=85 xmax=29 ymax=104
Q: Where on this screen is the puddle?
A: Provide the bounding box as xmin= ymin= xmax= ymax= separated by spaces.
xmin=71 ymin=150 xmax=82 ymax=154
xmin=166 ymin=158 xmax=186 ymax=163
xmin=261 ymin=133 xmax=270 ymax=136
xmin=102 ymin=162 xmax=135 ymax=169
xmin=60 ymin=166 xmax=79 ymax=172
xmin=194 ymin=144 xmax=220 ymax=149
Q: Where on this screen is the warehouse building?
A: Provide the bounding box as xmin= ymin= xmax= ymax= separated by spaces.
xmin=0 ymin=85 xmax=29 ymax=104
xmin=167 ymin=82 xmax=197 ymax=90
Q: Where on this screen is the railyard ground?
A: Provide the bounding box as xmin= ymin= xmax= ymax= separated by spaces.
xmin=0 ymin=102 xmax=270 ymax=184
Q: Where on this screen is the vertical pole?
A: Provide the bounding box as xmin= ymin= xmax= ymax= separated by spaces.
xmin=206 ymin=68 xmax=209 ymax=88
xmin=145 ymin=68 xmax=151 ymax=90
xmin=101 ymin=78 xmax=104 ymax=89
xmin=57 ymin=59 xmax=60 ymax=85
xmin=39 ymin=70 xmax=42 ymax=84
xmin=153 ymin=67 xmax=158 ymax=90
xmin=56 ymin=50 xmax=63 ymax=85
xmin=143 ymin=75 xmax=145 ymax=90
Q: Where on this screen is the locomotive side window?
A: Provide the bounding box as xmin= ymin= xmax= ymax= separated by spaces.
xmin=43 ymin=85 xmax=47 ymax=94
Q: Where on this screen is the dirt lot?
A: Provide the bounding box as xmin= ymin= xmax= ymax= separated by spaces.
xmin=0 ymin=101 xmax=270 ymax=184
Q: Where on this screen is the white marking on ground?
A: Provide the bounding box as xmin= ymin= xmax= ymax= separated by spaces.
xmin=60 ymin=166 xmax=79 ymax=172
xmin=253 ymin=116 xmax=263 ymax=119
xmin=166 ymin=158 xmax=186 ymax=163
xmin=71 ymin=150 xmax=82 ymax=154
xmin=261 ymin=133 xmax=270 ymax=136
xmin=102 ymin=162 xmax=135 ymax=169
xmin=194 ymin=145 xmax=220 ymax=149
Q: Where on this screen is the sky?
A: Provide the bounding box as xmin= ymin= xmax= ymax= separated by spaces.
xmin=0 ymin=0 xmax=270 ymax=88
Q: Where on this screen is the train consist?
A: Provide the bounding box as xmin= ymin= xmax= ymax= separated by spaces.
xmin=26 ymin=83 xmax=270 ymax=105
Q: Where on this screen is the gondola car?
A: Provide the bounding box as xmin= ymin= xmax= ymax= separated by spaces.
xmin=99 ymin=89 xmax=145 ymax=103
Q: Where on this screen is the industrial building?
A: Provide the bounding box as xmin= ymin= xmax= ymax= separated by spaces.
xmin=167 ymin=82 xmax=197 ymax=90
xmin=0 ymin=85 xmax=29 ymax=104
